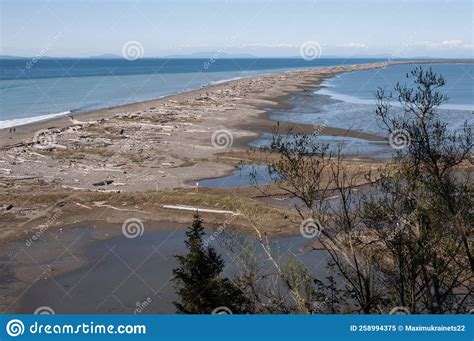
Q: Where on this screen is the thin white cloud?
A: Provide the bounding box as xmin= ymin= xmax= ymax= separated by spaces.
xmin=422 ymin=40 xmax=472 ymax=48
xmin=240 ymin=43 xmax=296 ymax=48
xmin=338 ymin=42 xmax=367 ymax=48
xmin=179 ymin=44 xmax=210 ymax=48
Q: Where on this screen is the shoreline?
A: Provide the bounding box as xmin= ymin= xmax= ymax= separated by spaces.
xmin=2 ymin=59 xmax=472 ymax=148
xmin=1 ymin=60 xmax=470 ymax=313
xmin=0 ymin=60 xmax=466 ymax=245
xmin=1 ymin=59 xmax=473 ymax=136
xmin=3 ymin=220 xmax=313 ymax=314
xmin=0 ymin=65 xmax=328 ymax=147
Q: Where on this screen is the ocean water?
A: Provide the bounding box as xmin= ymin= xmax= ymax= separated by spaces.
xmin=270 ymin=63 xmax=473 ymax=135
xmin=0 ymin=57 xmax=385 ymax=128
xmin=318 ymin=63 xmax=474 ymax=111
xmin=254 ymin=63 xmax=473 ymax=158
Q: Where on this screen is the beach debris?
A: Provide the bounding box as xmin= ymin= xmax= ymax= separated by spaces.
xmin=75 ymin=203 xmax=92 ymax=209
xmin=0 ymin=62 xmax=394 ymax=198
xmin=92 ymin=202 xmax=149 ymax=213
xmin=41 ymin=144 xmax=67 ymax=151
xmin=28 ymin=151 xmax=47 ymax=158
xmin=92 ymin=180 xmax=114 ymax=186
xmin=107 ymin=163 xmax=127 ymax=168
xmin=162 ymin=204 xmax=239 ymax=215
xmin=96 ymin=189 xmax=121 ymax=193
xmin=60 ymin=185 xmax=85 ymax=191
xmin=1 ymin=204 xmax=13 ymax=211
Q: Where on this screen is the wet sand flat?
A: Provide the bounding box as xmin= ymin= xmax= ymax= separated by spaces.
xmin=2 ymin=222 xmax=327 ymax=313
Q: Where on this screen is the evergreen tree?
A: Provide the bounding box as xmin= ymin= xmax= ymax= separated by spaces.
xmin=172 ymin=214 xmax=251 ymax=314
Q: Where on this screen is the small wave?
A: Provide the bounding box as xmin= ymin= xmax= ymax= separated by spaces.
xmin=0 ymin=84 xmax=27 ymax=90
xmin=315 ymin=87 xmax=474 ymax=111
xmin=0 ymin=111 xmax=71 ymax=129
xmin=208 ymin=76 xmax=245 ymax=86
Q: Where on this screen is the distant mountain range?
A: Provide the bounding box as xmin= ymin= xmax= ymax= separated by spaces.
xmin=164 ymin=52 xmax=257 ymax=58
xmin=0 ymin=54 xmax=468 ymax=60
xmin=0 ymin=54 xmax=123 ymax=59
xmin=0 ymin=52 xmax=258 ymax=59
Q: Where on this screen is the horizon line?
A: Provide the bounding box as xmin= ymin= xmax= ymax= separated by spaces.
xmin=1 ymin=55 xmax=473 ymax=60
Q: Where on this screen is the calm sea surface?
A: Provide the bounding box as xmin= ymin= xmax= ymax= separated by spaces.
xmin=0 ymin=59 xmax=472 ymax=131
xmin=0 ymin=57 xmax=383 ymax=128
xmin=272 ymin=63 xmax=473 ymax=134
xmin=254 ymin=63 xmax=473 ymax=158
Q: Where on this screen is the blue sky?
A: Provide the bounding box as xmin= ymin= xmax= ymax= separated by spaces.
xmin=1 ymin=0 xmax=473 ymax=58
